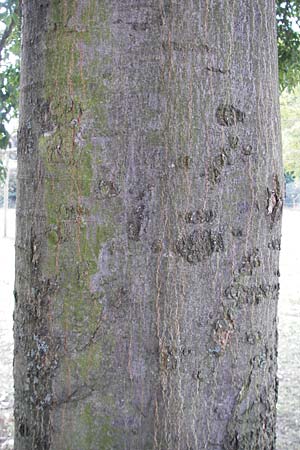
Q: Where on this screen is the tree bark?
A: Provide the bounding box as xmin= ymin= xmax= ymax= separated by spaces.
xmin=14 ymin=1 xmax=282 ymax=449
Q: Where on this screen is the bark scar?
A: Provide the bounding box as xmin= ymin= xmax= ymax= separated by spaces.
xmin=266 ymin=174 xmax=283 ymax=224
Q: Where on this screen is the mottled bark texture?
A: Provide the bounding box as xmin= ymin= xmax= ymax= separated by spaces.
xmin=14 ymin=1 xmax=282 ymax=449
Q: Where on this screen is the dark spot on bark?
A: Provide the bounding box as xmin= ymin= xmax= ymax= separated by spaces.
xmin=175 ymin=155 xmax=192 ymax=170
xmin=176 ymin=230 xmax=224 ymax=264
xmin=206 ymin=66 xmax=229 ymax=74
xmin=47 ymin=137 xmax=62 ymax=163
xmin=208 ymin=166 xmax=222 ymax=184
xmin=216 ymin=104 xmax=245 ymax=126
xmin=267 ymin=189 xmax=281 ymax=219
xmin=231 ymin=228 xmax=243 ymax=238
xmin=160 ymin=344 xmax=192 ymax=371
xmin=225 ymin=283 xmax=248 ymax=301
xmin=214 ymin=153 xmax=227 ymax=168
xmin=110 ymin=287 xmax=129 ymax=310
xmin=266 ymin=174 xmax=283 ymax=225
xmin=209 ymin=316 xmax=234 ymax=355
xmin=38 ymin=99 xmax=55 ymax=134
xmin=96 ymin=179 xmax=120 ymax=198
xmin=223 ymin=306 xmax=236 ymax=323
xmin=207 ymin=148 xmax=233 ymax=184
xmin=102 ymin=71 xmax=112 ymax=80
xmin=242 ymin=144 xmax=253 ymax=156
xmin=127 ymin=203 xmax=146 ymax=241
xmin=192 ymin=370 xmax=204 ymax=382
xmin=18 ymin=420 xmax=30 ymax=437
xmin=184 ymin=209 xmax=215 ymax=224
xmin=239 ymin=249 xmax=261 ymax=275
xmin=130 ymin=21 xmax=149 ymax=31
xmin=245 ymin=331 xmax=262 ymax=345
xmin=273 ymin=283 xmax=280 ymax=297
xmin=207 ymin=154 xmax=226 ymax=184
xmin=127 ymin=189 xmax=152 ymax=241
xmin=268 ymin=238 xmax=281 ymax=250
xmin=251 ymin=348 xmax=268 ymax=369
xmin=228 ymin=135 xmax=239 ymax=149
xmin=151 ymin=239 xmax=163 ymax=253
xmin=181 ymin=346 xmax=192 ymax=356
xmin=225 ymin=281 xmax=279 ymax=306
xmin=57 ymin=203 xmax=89 ymax=221
xmin=160 ymin=346 xmax=177 ymax=371
xmin=210 ymin=232 xmax=225 ymax=253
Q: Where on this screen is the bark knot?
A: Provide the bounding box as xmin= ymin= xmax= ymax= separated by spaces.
xmin=216 ymin=104 xmax=245 ymax=127
xmin=176 ymin=229 xmax=224 ymax=264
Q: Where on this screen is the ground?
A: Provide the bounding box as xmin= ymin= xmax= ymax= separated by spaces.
xmin=277 ymin=208 xmax=300 ymax=450
xmin=0 ymin=208 xmax=299 ymax=449
xmin=0 ymin=209 xmax=14 ymax=449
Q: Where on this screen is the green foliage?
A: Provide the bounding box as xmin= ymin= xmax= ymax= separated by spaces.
xmin=0 ymin=0 xmax=20 ymax=149
xmin=284 ymin=170 xmax=296 ymax=184
xmin=277 ymin=1 xmax=300 ymax=92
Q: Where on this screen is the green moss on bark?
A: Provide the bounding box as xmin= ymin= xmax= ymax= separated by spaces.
xmin=37 ymin=2 xmax=121 ymax=447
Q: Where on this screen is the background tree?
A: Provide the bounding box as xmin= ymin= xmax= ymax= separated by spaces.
xmin=277 ymin=0 xmax=300 ymax=91
xmin=0 ymin=0 xmax=19 ymax=183
xmin=280 ymin=83 xmax=300 ymax=179
xmin=14 ymin=1 xmax=283 ymax=449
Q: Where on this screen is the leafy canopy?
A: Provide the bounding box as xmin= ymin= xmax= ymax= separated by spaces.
xmin=277 ymin=1 xmax=300 ymax=92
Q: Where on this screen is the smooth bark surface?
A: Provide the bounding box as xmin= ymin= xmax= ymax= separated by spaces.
xmin=14 ymin=1 xmax=282 ymax=449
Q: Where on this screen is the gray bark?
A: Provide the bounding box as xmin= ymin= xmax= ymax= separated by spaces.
xmin=14 ymin=1 xmax=282 ymax=449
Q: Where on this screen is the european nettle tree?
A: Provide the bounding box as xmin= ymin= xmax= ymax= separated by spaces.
xmin=14 ymin=1 xmax=285 ymax=450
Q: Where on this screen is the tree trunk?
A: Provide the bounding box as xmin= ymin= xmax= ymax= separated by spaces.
xmin=14 ymin=1 xmax=282 ymax=449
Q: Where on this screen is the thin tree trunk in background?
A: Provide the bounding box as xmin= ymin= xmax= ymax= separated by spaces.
xmin=14 ymin=1 xmax=282 ymax=449
xmin=3 ymin=153 xmax=9 ymax=238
